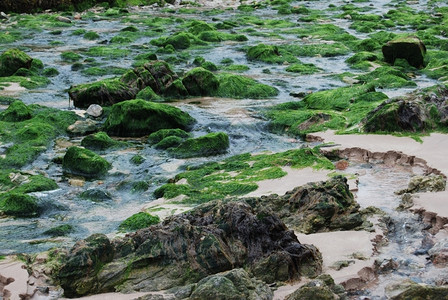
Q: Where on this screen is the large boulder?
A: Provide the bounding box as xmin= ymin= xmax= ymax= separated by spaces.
xmin=244 ymin=176 xmax=363 ymax=234
xmin=0 ymin=49 xmax=33 ymax=77
xmin=363 ymin=85 xmax=448 ymax=133
xmin=56 ymin=200 xmax=322 ymax=297
xmin=69 ymin=79 xmax=137 ymax=108
xmin=62 ymin=146 xmax=111 ymax=178
xmin=103 ymin=99 xmax=196 ymax=137
xmin=382 ymin=36 xmax=426 ymax=68
xmin=0 ymin=192 xmax=39 ymax=217
xmin=182 ymin=67 xmax=220 ymax=96
xmin=57 ymin=233 xmax=114 ymax=298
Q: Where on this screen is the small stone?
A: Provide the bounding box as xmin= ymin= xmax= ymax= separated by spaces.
xmin=67 ymin=119 xmax=98 ymax=135
xmin=74 ymin=13 xmax=82 ymax=20
xmin=57 ymin=16 xmax=72 ymax=23
xmin=335 ymin=160 xmax=349 ymax=170
xmin=0 ymin=12 xmax=8 ymax=19
xmin=86 ymin=104 xmax=103 ymax=118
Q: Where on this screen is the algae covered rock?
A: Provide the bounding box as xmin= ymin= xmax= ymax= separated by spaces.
xmin=43 ymin=224 xmax=75 ymax=237
xmin=0 ymin=192 xmax=39 ymax=217
xmin=382 ymin=36 xmax=426 ymax=68
xmin=81 ymin=131 xmax=126 ymax=151
xmin=390 ymin=284 xmax=448 ymax=300
xmin=0 ymin=48 xmax=33 ymax=77
xmin=285 ymin=275 xmax=345 ymax=300
xmin=56 ymin=200 xmax=322 ymax=297
xmin=169 ymin=132 xmax=229 ymax=158
xmin=189 ymin=269 xmax=273 ymax=300
xmin=148 ymin=128 xmax=191 ymax=144
xmin=69 ymin=79 xmax=137 ymax=108
xmin=57 ymin=233 xmax=114 ymax=298
xmin=216 ymin=73 xmax=279 ymax=99
xmin=397 ymin=175 xmax=446 ymax=195
xmin=247 ymin=44 xmax=281 ymax=64
xmin=182 ymin=67 xmax=220 ymax=96
xmin=103 ymin=99 xmax=195 ymax=137
xmin=118 ymin=212 xmax=160 ymax=231
xmin=0 ymin=100 xmax=32 ymax=122
xmin=62 ymin=146 xmax=111 ymax=178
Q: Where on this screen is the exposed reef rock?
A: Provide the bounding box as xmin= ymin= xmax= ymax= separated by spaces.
xmin=54 ymin=200 xmax=322 ymax=297
xmin=243 ymin=176 xmax=364 ymax=234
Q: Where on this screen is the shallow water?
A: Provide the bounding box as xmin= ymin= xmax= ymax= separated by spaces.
xmin=0 ymin=0 xmax=445 ymax=295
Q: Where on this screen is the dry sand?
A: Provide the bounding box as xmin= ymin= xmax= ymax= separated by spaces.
xmin=0 ymin=257 xmax=28 ymax=300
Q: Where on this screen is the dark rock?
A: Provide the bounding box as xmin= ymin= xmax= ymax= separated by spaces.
xmin=244 ymin=176 xmax=363 ymax=234
xmin=363 ymin=85 xmax=448 ymax=133
xmin=103 ymin=99 xmax=195 ymax=137
xmin=79 ymin=189 xmax=113 ymax=202
xmin=0 ymin=48 xmax=33 ymax=77
xmin=69 ymin=79 xmax=137 ymax=108
xmin=396 ymin=175 xmax=446 ymax=195
xmin=56 ymin=201 xmax=322 ymax=297
xmin=390 ymin=283 xmax=448 ymax=300
xmin=189 ymin=269 xmax=273 ymax=300
xmin=285 ymin=274 xmax=346 ymax=300
xmin=57 ymin=233 xmax=114 ymax=298
xmin=382 ymin=36 xmax=426 ymax=68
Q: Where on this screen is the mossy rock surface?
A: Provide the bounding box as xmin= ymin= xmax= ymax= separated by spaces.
xmin=0 ymin=192 xmax=39 ymax=217
xmin=148 ymin=128 xmax=191 ymax=144
xmin=182 ymin=67 xmax=219 ymax=96
xmin=247 ymin=44 xmax=281 ymax=64
xmin=81 ymin=131 xmax=126 ymax=151
xmin=135 ymin=86 xmax=163 ymax=101
xmin=0 ymin=49 xmax=33 ymax=77
xmin=79 ymin=189 xmax=113 ymax=202
xmin=216 ymin=73 xmax=278 ymax=99
xmin=62 ymin=146 xmax=111 ymax=178
xmin=43 ymin=224 xmax=74 ymax=237
xmin=69 ymin=79 xmax=137 ymax=108
xmin=382 ymin=35 xmax=426 ymax=68
xmin=0 ymin=100 xmax=32 ymax=122
xmin=169 ymin=132 xmax=229 ymax=158
xmin=118 ymin=212 xmax=160 ymax=231
xmin=103 ymin=99 xmax=196 ymax=137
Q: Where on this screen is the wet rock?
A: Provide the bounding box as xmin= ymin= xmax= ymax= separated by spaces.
xmin=390 ymin=283 xmax=448 ymax=299
xmin=69 ymin=79 xmax=137 ymax=108
xmin=396 ymin=175 xmax=446 ymax=195
xmin=375 ymin=258 xmax=399 ymax=274
xmin=67 ymin=119 xmax=99 ymax=135
xmin=79 ymin=189 xmax=112 ymax=202
xmin=58 ymin=233 xmax=114 ymax=298
xmin=363 ymin=85 xmax=448 ymax=133
xmin=285 ymin=274 xmax=346 ymax=300
xmin=0 ymin=48 xmax=33 ymax=77
xmin=189 ymin=269 xmax=273 ymax=300
xmin=0 ymin=192 xmax=39 ymax=217
xmin=428 ymin=238 xmax=448 ymax=266
xmin=103 ymin=99 xmax=195 ymax=137
xmin=57 ymin=16 xmax=71 ymax=23
xmin=247 ymin=44 xmax=281 ymax=63
xmin=56 ymin=201 xmax=322 ymax=297
xmin=335 ymin=160 xmax=349 ymax=170
xmin=62 ymin=146 xmax=111 ymax=178
xmin=81 ymin=132 xmax=126 ymax=151
xmin=382 ymin=36 xmax=426 ymax=68
xmin=0 ymin=100 xmax=32 ymax=122
xmin=182 ymin=67 xmax=220 ymax=96
xmin=245 ymin=176 xmax=363 ymax=234
xmin=169 ymin=132 xmax=230 ymax=158
xmin=86 ymin=104 xmax=103 ymax=118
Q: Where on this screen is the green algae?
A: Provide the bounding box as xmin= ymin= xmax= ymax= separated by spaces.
xmin=215 ymin=73 xmax=279 ymax=99
xmin=285 ymin=62 xmax=321 ymax=74
xmin=0 ymin=192 xmax=39 ymax=217
xmin=0 ymin=100 xmax=32 ymax=122
xmin=182 ymin=67 xmax=219 ymax=96
xmin=81 ymin=66 xmax=127 ymax=76
xmin=135 ymin=86 xmax=163 ymax=101
xmin=0 ymin=170 xmax=58 ymax=194
xmin=43 ymin=224 xmax=74 ymax=237
xmin=85 ymin=46 xmax=129 ymax=59
xmin=283 ymin=43 xmax=351 ymax=57
xmin=246 ymin=44 xmax=297 ymax=64
xmin=118 ymin=212 xmax=160 ymax=232
xmin=355 ymin=66 xmax=417 ymax=88
xmin=84 ymin=31 xmax=100 ymax=40
xmin=345 ymin=52 xmax=379 ymax=70
xmin=148 ymin=128 xmax=191 ymax=144
xmin=169 ymin=132 xmax=230 ymax=158
xmin=81 ymin=132 xmax=128 ymax=151
xmin=0 ymin=102 xmax=79 ymax=168
xmin=154 ymin=147 xmax=334 ymax=204
xmin=0 ymin=49 xmax=32 ymax=77
xmin=62 ymin=146 xmax=111 ymax=178
xmin=130 ymin=154 xmax=145 ymax=165
xmin=61 ymin=51 xmax=83 ymax=62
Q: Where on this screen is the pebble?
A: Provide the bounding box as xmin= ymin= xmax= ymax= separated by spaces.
xmin=86 ymin=104 xmax=103 ymax=118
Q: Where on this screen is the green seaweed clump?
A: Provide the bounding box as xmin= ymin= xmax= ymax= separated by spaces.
xmin=355 ymin=66 xmax=416 ymax=88
xmin=169 ymin=132 xmax=229 ymax=158
xmin=43 ymin=224 xmax=74 ymax=237
xmin=118 ymin=212 xmax=160 ymax=231
xmin=154 ymin=147 xmax=333 ymax=204
xmin=182 ymin=67 xmax=219 ymax=96
xmin=62 ymin=146 xmax=111 ymax=178
xmin=0 ymin=48 xmax=33 ymax=77
xmin=0 ymin=100 xmax=32 ymax=122
xmin=285 ymin=62 xmax=321 ymax=74
xmin=103 ymin=99 xmax=196 ymax=137
xmin=0 ymin=192 xmax=39 ymax=217
xmin=247 ymin=44 xmax=292 ymax=64
xmin=81 ymin=131 xmax=128 ymax=151
xmin=215 ymin=73 xmax=279 ymax=99
xmin=148 ymin=128 xmax=191 ymax=144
